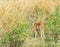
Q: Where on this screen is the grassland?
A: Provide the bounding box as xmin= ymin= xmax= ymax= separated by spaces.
xmin=0 ymin=0 xmax=60 ymax=47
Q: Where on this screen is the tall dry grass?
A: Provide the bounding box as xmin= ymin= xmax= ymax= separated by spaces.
xmin=0 ymin=0 xmax=60 ymax=36
xmin=0 ymin=0 xmax=60 ymax=47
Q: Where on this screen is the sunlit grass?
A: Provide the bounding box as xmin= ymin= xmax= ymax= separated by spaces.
xmin=0 ymin=0 xmax=60 ymax=47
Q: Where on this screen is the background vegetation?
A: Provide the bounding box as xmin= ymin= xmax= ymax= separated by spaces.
xmin=0 ymin=0 xmax=60 ymax=47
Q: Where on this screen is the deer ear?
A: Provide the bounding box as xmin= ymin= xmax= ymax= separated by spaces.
xmin=34 ymin=23 xmax=36 ymax=26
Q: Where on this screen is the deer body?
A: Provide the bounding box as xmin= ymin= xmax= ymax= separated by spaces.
xmin=33 ymin=21 xmax=45 ymax=38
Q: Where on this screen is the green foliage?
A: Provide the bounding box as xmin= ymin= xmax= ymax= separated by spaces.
xmin=0 ymin=19 xmax=34 ymax=47
xmin=0 ymin=4 xmax=60 ymax=47
xmin=45 ymin=6 xmax=60 ymax=47
xmin=34 ymin=7 xmax=41 ymax=20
